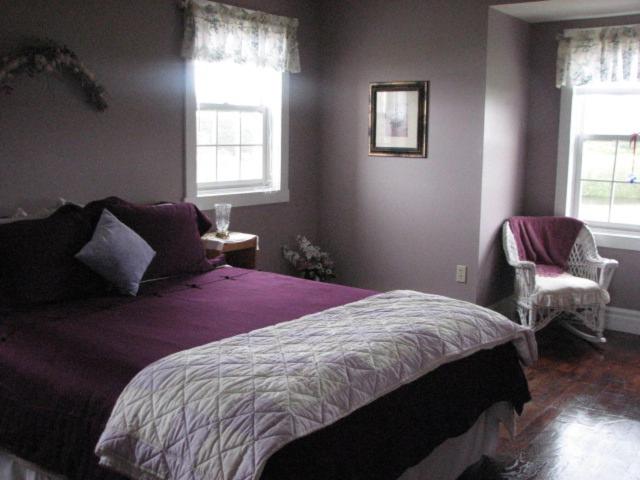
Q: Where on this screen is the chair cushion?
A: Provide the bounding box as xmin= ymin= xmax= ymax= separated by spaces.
xmin=533 ymin=273 xmax=610 ymax=307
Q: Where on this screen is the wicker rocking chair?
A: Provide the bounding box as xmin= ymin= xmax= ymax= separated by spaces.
xmin=503 ymin=217 xmax=618 ymax=343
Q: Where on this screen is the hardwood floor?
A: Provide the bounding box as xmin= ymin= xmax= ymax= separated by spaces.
xmin=462 ymin=323 xmax=640 ymax=480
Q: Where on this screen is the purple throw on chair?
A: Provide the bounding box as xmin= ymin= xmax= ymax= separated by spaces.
xmin=508 ymin=216 xmax=584 ymax=276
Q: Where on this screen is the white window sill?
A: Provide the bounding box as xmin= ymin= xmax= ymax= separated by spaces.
xmin=593 ymin=229 xmax=640 ymax=252
xmin=185 ymin=189 xmax=290 ymax=210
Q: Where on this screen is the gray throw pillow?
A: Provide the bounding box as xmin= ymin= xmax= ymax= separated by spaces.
xmin=75 ymin=209 xmax=156 ymax=296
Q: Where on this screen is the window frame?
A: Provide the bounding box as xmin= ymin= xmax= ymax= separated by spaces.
xmin=196 ymin=104 xmax=270 ymax=192
xmin=556 ymin=86 xmax=640 ymax=251
xmin=184 ymin=60 xmax=290 ymax=209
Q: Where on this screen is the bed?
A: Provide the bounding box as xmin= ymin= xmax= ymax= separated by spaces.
xmin=0 ymin=198 xmax=535 ymax=480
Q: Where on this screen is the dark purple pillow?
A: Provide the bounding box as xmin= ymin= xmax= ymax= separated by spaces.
xmin=0 ymin=204 xmax=106 ymax=306
xmin=84 ymin=197 xmax=213 ymax=280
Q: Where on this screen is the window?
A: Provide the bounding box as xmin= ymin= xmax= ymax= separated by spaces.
xmin=557 ymin=87 xmax=640 ymax=250
xmin=180 ymin=0 xmax=299 ymax=209
xmin=185 ymin=60 xmax=289 ymax=209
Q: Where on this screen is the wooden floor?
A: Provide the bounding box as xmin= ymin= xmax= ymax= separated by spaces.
xmin=462 ymin=323 xmax=640 ymax=480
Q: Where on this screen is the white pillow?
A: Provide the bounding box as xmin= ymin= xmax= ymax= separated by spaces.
xmin=75 ymin=209 xmax=156 ymax=296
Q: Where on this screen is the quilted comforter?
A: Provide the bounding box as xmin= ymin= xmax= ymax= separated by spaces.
xmin=96 ymin=290 xmax=537 ymax=480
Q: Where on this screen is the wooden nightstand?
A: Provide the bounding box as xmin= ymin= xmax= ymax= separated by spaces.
xmin=202 ymin=232 xmax=258 ymax=269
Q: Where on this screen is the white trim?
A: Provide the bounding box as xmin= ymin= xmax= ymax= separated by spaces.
xmin=606 ymin=306 xmax=640 ymax=335
xmin=593 ymin=229 xmax=640 ymax=251
xmin=185 ymin=61 xmax=198 ymax=204
xmin=183 ymin=61 xmax=290 ymax=209
xmin=492 ymin=2 xmax=640 ymax=24
xmin=555 ymin=86 xmax=575 ymax=216
xmin=185 ymin=188 xmax=289 ymax=209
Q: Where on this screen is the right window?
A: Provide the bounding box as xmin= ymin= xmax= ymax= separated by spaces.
xmin=577 ymin=136 xmax=638 ymax=226
xmin=559 ymin=88 xmax=640 ymax=248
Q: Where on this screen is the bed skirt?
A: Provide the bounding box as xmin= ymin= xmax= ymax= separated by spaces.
xmin=0 ymin=401 xmax=512 ymax=480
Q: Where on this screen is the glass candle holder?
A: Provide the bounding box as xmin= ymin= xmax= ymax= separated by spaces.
xmin=214 ymin=203 xmax=232 ymax=238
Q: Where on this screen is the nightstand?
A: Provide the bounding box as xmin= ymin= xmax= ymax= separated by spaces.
xmin=202 ymin=232 xmax=258 ymax=269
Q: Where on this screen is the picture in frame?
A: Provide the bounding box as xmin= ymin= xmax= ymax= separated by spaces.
xmin=368 ymin=81 xmax=429 ymax=157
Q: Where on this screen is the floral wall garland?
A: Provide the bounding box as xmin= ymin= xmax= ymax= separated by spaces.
xmin=0 ymin=39 xmax=107 ymax=111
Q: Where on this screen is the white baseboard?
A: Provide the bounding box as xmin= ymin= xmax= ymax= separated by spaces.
xmin=489 ymin=297 xmax=640 ymax=337
xmin=606 ymin=307 xmax=640 ymax=336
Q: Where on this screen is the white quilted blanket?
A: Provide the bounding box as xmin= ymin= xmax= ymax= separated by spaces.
xmin=96 ymin=290 xmax=537 ymax=480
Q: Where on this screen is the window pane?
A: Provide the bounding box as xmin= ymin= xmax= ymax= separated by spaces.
xmin=192 ymin=60 xmax=283 ymax=194
xmin=196 ymin=147 xmax=217 ymax=184
xmin=217 ymin=111 xmax=240 ymax=145
xmin=217 ymin=146 xmax=240 ymax=181
xmin=194 ymin=60 xmax=282 ymax=107
xmin=581 ymin=140 xmax=615 ymax=181
xmin=579 ymin=181 xmax=611 ymax=222
xmin=581 ymin=93 xmax=640 ymax=135
xmin=611 ymin=183 xmax=640 ymax=226
xmin=241 ymin=146 xmax=263 ymax=180
xmin=241 ymin=111 xmax=263 ymax=145
xmin=614 ymin=141 xmax=638 ymax=182
xmin=197 ymin=110 xmax=217 ymax=145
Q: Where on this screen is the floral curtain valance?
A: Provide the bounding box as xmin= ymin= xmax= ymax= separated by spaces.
xmin=557 ymin=24 xmax=640 ymax=88
xmin=181 ymin=0 xmax=300 ymax=73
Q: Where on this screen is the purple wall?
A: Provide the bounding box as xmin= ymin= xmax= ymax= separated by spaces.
xmin=317 ymin=0 xmax=499 ymax=302
xmin=315 ymin=0 xmax=535 ymax=303
xmin=4 ymin=0 xmax=631 ymax=311
xmin=477 ymin=9 xmax=530 ymax=307
xmin=0 ymin=0 xmax=322 ymax=274
xmin=525 ymin=14 xmax=640 ymax=311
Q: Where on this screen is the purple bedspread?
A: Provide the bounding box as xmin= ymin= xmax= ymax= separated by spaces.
xmin=0 ymin=268 xmax=373 ymax=479
xmin=0 ymin=268 xmax=530 ymax=480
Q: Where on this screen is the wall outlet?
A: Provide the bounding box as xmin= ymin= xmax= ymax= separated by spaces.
xmin=456 ymin=265 xmax=467 ymax=284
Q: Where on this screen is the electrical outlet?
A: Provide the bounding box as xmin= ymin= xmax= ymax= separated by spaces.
xmin=456 ymin=265 xmax=467 ymax=284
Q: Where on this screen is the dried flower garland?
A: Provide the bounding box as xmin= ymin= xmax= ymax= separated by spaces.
xmin=0 ymin=39 xmax=107 ymax=111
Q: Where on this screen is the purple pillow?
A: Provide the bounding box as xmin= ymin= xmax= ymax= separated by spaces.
xmin=84 ymin=197 xmax=213 ymax=280
xmin=0 ymin=204 xmax=106 ymax=306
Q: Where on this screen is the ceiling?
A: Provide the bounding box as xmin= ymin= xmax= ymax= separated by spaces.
xmin=493 ymin=0 xmax=640 ymax=23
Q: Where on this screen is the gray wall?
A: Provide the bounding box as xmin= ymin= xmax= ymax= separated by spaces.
xmin=316 ymin=0 xmax=534 ymax=304
xmin=0 ymin=0 xmax=322 ymax=274
xmin=477 ymin=9 xmax=530 ymax=307
xmin=526 ymin=14 xmax=640 ymax=310
xmin=3 ymin=0 xmax=634 ymax=310
xmin=317 ymin=0 xmax=502 ymax=302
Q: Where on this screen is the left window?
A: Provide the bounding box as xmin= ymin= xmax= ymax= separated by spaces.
xmin=185 ymin=60 xmax=289 ymax=208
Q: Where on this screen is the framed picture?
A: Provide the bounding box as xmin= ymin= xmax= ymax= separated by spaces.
xmin=368 ymin=81 xmax=429 ymax=157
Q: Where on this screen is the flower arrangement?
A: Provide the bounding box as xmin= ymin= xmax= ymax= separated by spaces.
xmin=0 ymin=39 xmax=107 ymax=111
xmin=282 ymin=235 xmax=335 ymax=282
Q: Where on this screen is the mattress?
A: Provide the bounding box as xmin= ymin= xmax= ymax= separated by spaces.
xmin=0 ymin=267 xmax=530 ymax=479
